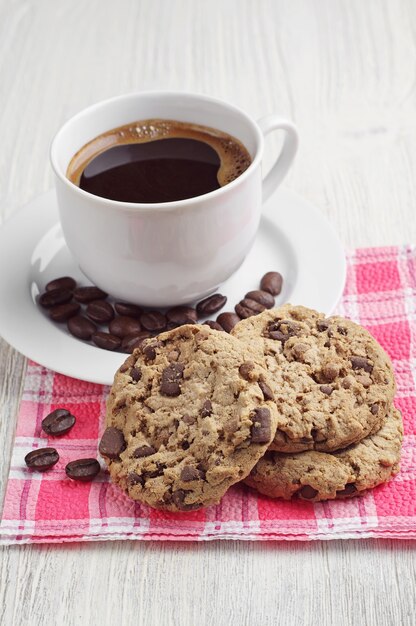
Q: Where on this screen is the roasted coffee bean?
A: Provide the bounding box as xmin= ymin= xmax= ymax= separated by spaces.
xmin=216 ymin=312 xmax=241 ymax=333
xmin=166 ymin=306 xmax=197 ymax=326
xmin=140 ymin=311 xmax=167 ymax=332
xmin=258 ymin=380 xmax=274 ymax=401
xmin=130 ymin=366 xmax=142 ymax=382
xmin=320 ymin=385 xmax=333 ymax=396
xmin=65 ymin=458 xmax=101 ymax=482
xmin=298 ymin=485 xmax=318 ymax=500
xmin=92 ymin=331 xmax=121 ymax=351
xmin=99 ymin=426 xmax=126 ymax=459
xmin=203 ymin=320 xmax=224 ymax=331
xmin=49 ymin=302 xmax=80 ymax=322
xmin=196 ymin=293 xmax=227 ymax=317
xmin=239 ymin=362 xmax=256 ymax=381
xmin=235 ymin=298 xmax=265 ymax=319
xmin=114 ymin=302 xmax=143 ymax=317
xmin=39 ymin=288 xmax=73 ymax=308
xmin=336 ymin=483 xmax=357 ymax=497
xmin=73 ymin=286 xmax=108 ymax=303
xmin=171 ymin=489 xmax=201 ymax=511
xmin=67 ymin=315 xmax=97 ymax=340
xmin=25 ymin=447 xmax=59 ymax=471
xmin=86 ymin=300 xmax=115 ymax=323
xmin=250 ymin=408 xmax=271 ymax=443
xmin=121 ymin=331 xmax=151 ymax=353
xmin=245 ymin=290 xmax=275 ymax=309
xmin=45 ymin=276 xmax=76 ymax=292
xmin=180 ymin=466 xmax=202 ymax=482
xmin=350 ymin=356 xmax=373 ymax=373
xmin=260 ymin=271 xmax=283 ymax=296
xmin=201 ymin=400 xmax=212 ymax=417
xmin=42 ymin=408 xmax=76 ymax=436
xmin=109 ymin=316 xmax=142 ymax=338
xmin=160 ymin=363 xmax=185 ymax=396
xmin=133 ymin=445 xmax=156 ymax=458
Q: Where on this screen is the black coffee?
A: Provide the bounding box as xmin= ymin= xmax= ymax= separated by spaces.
xmin=67 ymin=119 xmax=251 ymax=203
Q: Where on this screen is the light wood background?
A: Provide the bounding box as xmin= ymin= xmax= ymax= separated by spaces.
xmin=1 ymin=1 xmax=416 ymax=625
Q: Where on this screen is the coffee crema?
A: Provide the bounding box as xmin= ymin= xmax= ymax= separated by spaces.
xmin=66 ymin=119 xmax=252 ymax=203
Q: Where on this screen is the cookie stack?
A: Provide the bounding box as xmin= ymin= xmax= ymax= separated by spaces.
xmin=99 ymin=305 xmax=403 ymax=511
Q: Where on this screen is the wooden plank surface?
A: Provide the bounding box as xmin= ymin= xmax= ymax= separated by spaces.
xmin=1 ymin=1 xmax=416 ymax=624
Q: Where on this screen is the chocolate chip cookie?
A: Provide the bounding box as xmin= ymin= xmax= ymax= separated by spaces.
xmin=99 ymin=325 xmax=279 ymax=511
xmin=231 ymin=305 xmax=396 ymax=453
xmin=244 ymin=408 xmax=403 ymax=501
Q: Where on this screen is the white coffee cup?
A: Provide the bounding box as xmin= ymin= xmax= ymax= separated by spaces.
xmin=50 ymin=92 xmax=298 ymax=306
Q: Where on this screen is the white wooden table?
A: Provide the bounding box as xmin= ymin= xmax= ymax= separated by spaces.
xmin=1 ymin=1 xmax=416 ymax=624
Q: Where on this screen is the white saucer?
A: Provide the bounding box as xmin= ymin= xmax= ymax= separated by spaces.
xmin=0 ymin=188 xmax=345 ymax=385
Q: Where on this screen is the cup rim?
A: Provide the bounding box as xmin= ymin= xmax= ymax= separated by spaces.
xmin=50 ymin=90 xmax=264 ymax=211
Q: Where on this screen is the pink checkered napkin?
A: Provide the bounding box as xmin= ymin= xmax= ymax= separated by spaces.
xmin=1 ymin=245 xmax=416 ymax=544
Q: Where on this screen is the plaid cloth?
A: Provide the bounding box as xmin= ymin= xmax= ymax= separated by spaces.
xmin=1 ymin=245 xmax=416 ymax=544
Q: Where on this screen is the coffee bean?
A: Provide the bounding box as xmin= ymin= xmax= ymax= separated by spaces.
xmin=239 ymin=362 xmax=256 ymax=381
xmin=180 ymin=466 xmax=202 ymax=481
xmin=73 ymin=286 xmax=108 ymax=303
xmin=49 ymin=302 xmax=80 ymax=322
xmin=350 ymin=356 xmax=373 ymax=373
xmin=258 ymin=380 xmax=274 ymax=401
xmin=260 ymin=271 xmax=283 ymax=296
xmin=235 ymin=298 xmax=265 ymax=319
xmin=336 ymin=483 xmax=357 ymax=497
xmin=109 ymin=316 xmax=142 ymax=338
xmin=196 ymin=293 xmax=227 ymax=317
xmin=133 ymin=445 xmax=156 ymax=458
xmin=25 ymin=447 xmax=59 ymax=471
xmin=140 ymin=311 xmax=167 ymax=332
xmin=42 ymin=408 xmax=76 ymax=436
xmin=298 ymin=485 xmax=318 ymax=500
xmin=45 ymin=276 xmax=76 ymax=292
xmin=160 ymin=363 xmax=184 ymax=396
xmin=99 ymin=427 xmax=126 ymax=459
xmin=114 ymin=302 xmax=143 ymax=317
xmin=86 ymin=300 xmax=115 ymax=323
xmin=67 ymin=315 xmax=97 ymax=340
xmin=250 ymin=408 xmax=271 ymax=443
xmin=92 ymin=331 xmax=121 ymax=351
xmin=203 ymin=320 xmax=225 ymax=331
xmin=216 ymin=312 xmax=240 ymax=333
xmin=39 ymin=288 xmax=73 ymax=308
xmin=166 ymin=306 xmax=197 ymax=326
xmin=201 ymin=400 xmax=212 ymax=417
xmin=245 ymin=290 xmax=275 ymax=309
xmin=121 ymin=331 xmax=151 ymax=353
xmin=65 ymin=458 xmax=101 ymax=482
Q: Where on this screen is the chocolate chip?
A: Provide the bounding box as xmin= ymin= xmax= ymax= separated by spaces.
xmin=196 ymin=293 xmax=227 ymax=316
xmin=133 ymin=445 xmax=156 ymax=458
xmin=65 ymin=458 xmax=100 ymax=482
xmin=127 ymin=472 xmax=144 ymax=487
xmin=181 ymin=441 xmax=190 ymax=450
xmin=121 ymin=331 xmax=151 ymax=353
xmin=203 ymin=320 xmax=225 ymax=331
xmin=250 ymin=408 xmax=271 ymax=443
xmin=239 ymin=361 xmax=256 ymax=381
xmin=235 ymin=298 xmax=265 ymax=319
xmin=311 ymin=428 xmax=327 ymax=442
xmin=182 ymin=415 xmax=196 ymax=425
xmin=114 ymin=302 xmax=143 ymax=317
xmin=180 ymin=466 xmax=202 ymax=481
xmin=322 ymin=363 xmax=339 ymax=382
xmin=171 ymin=489 xmax=201 ymax=511
xmin=39 ymin=288 xmax=73 ymax=308
xmin=337 ymin=326 xmax=348 ymax=335
xmin=298 ymin=485 xmax=318 ymax=500
xmin=268 ymin=330 xmax=289 ymax=342
xmin=201 ymin=400 xmax=212 ymax=417
xmin=350 ymin=356 xmax=373 ymax=373
xmin=336 ymin=483 xmax=357 ymax=497
xmin=160 ymin=363 xmax=185 ymax=396
xmin=258 ymin=381 xmax=274 ymax=401
xmin=99 ymin=427 xmax=126 ymax=459
xmin=260 ymin=271 xmax=283 ymax=295
xmin=140 ymin=311 xmax=166 ymax=332
xmin=130 ymin=367 xmax=142 ymax=382
xmin=245 ymin=290 xmax=275 ymax=309
xmin=317 ymin=320 xmax=330 ymax=332
xmin=166 ymin=306 xmax=197 ymax=326
xmin=320 ymin=385 xmax=333 ymax=396
xmin=142 ymin=340 xmax=159 ymax=361
xmin=109 ymin=316 xmax=142 ymax=338
xmin=267 ymin=319 xmax=299 ymax=342
xmin=86 ymin=300 xmax=115 ymax=323
xmin=67 ymin=315 xmax=97 ymax=340
xmin=216 ymin=312 xmax=241 ymax=333
xmin=73 ymin=286 xmax=108 ymax=303
xmin=25 ymin=448 xmax=59 ymax=471
xmin=92 ymin=332 xmax=121 ymax=351
xmin=41 ymin=408 xmax=76 ymax=436
xmin=371 ymin=403 xmax=379 ymax=415
xmin=49 ymin=302 xmax=80 ymax=322
xmin=45 ymin=276 xmax=76 ymax=292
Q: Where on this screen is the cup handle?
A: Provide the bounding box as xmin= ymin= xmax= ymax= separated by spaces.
xmin=257 ymin=115 xmax=299 ymax=203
